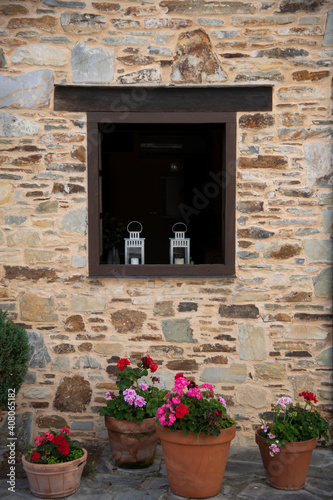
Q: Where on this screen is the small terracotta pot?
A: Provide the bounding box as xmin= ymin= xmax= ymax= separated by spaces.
xmin=255 ymin=429 xmax=317 ymax=490
xmin=156 ymin=423 xmax=236 ymax=498
xmin=22 ymin=448 xmax=87 ymax=499
xmin=105 ymin=416 xmax=158 ymax=469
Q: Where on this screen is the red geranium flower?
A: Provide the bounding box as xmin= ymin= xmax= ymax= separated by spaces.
xmin=117 ymin=358 xmax=130 ymax=371
xmin=175 ymin=403 xmax=189 ymax=419
xmin=299 ymin=391 xmax=318 ymax=403
xmin=149 ymin=361 xmax=158 ymax=373
xmin=175 ymin=373 xmax=183 ymax=379
xmin=31 ymin=452 xmax=40 ymax=462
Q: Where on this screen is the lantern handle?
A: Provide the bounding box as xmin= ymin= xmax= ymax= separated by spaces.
xmin=127 ymin=221 xmax=143 ymax=233
xmin=172 ymin=222 xmax=188 ymax=234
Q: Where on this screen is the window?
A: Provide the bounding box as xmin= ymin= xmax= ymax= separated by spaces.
xmin=87 ymin=111 xmax=236 ymax=277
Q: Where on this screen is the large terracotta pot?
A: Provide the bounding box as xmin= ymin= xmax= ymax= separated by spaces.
xmin=105 ymin=416 xmax=158 ymax=469
xmin=22 ymin=448 xmax=87 ymax=499
xmin=156 ymin=423 xmax=236 ymax=498
xmin=255 ymin=429 xmax=317 ymax=490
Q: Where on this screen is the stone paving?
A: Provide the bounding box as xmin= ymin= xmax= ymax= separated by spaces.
xmin=0 ymin=444 xmax=332 ymax=500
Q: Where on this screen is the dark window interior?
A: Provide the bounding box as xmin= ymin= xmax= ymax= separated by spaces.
xmin=99 ymin=123 xmax=224 ymax=266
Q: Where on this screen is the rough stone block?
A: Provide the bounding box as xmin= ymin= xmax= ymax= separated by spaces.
xmin=60 ymin=11 xmax=107 ymax=34
xmin=71 ymin=42 xmax=114 ymax=83
xmin=13 ymin=44 xmax=69 ymax=66
xmin=0 ymin=70 xmax=53 ymax=109
xmin=236 ymin=384 xmax=271 ymax=408
xmin=71 ymin=295 xmax=106 ymax=312
xmin=0 ymin=112 xmax=39 ymax=136
xmin=239 ymin=324 xmax=266 ymax=360
xmin=53 ymin=374 xmax=92 ymax=412
xmin=162 ymin=318 xmax=195 ymax=343
xmin=303 ymin=240 xmax=333 ymax=261
xmin=201 ymin=363 xmax=247 ymax=384
xmin=20 ymin=292 xmax=58 ymax=322
xmin=313 ymin=267 xmax=333 ymax=298
xmin=304 ymin=143 xmax=333 ymax=187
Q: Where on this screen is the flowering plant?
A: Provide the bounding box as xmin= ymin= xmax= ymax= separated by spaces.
xmin=156 ymin=373 xmax=235 ymax=436
xmin=24 ymin=428 xmax=83 ymax=464
xmin=258 ymin=392 xmax=330 ymax=456
xmin=100 ymin=355 xmax=163 ymax=424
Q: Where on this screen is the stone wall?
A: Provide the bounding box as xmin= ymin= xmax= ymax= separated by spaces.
xmin=0 ymin=0 xmax=332 ymax=447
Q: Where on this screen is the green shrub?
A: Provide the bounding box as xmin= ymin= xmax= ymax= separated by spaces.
xmin=0 ymin=310 xmax=30 ymax=408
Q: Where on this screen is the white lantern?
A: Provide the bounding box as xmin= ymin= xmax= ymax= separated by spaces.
xmin=124 ymin=221 xmax=145 ymax=265
xmin=170 ymin=222 xmax=190 ymax=265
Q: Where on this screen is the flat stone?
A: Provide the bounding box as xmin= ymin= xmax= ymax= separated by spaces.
xmin=116 ymin=68 xmax=161 ymax=84
xmin=239 ymin=324 xmax=266 ymax=360
xmin=171 ymin=29 xmax=227 ymax=83
xmin=237 ymin=227 xmax=274 ymax=239
xmin=71 ymin=295 xmax=106 ymax=312
xmin=111 ymin=19 xmax=140 ymax=29
xmin=264 ymin=241 xmax=302 ymax=259
xmin=219 ymin=304 xmax=259 ymax=318
xmin=304 ymin=143 xmax=333 ymax=187
xmin=150 ymin=345 xmax=184 ymax=358
xmin=148 ymin=46 xmax=173 ymax=55
xmin=4 ymin=265 xmax=57 ymax=281
xmin=111 ymin=309 xmax=147 ymax=332
xmin=316 ymin=346 xmax=333 ymax=366
xmin=7 ymin=15 xmax=57 ymax=32
xmin=166 ymin=359 xmax=199 ymax=370
xmin=313 ymin=267 xmax=333 ymax=298
xmin=303 ymin=239 xmax=333 ymax=261
xmin=162 ymin=318 xmax=195 ymax=343
xmin=27 ymin=330 xmax=52 ymax=368
xmin=103 ymin=35 xmax=150 ymax=45
xmin=0 ymin=49 xmax=7 ymax=68
xmin=285 ymin=325 xmax=328 ymax=339
xmin=193 ymin=343 xmax=236 ymax=353
xmin=7 ymin=228 xmax=41 ymax=247
xmin=0 ymin=182 xmax=13 ymax=204
xmin=0 ymin=69 xmax=53 ymax=109
xmin=178 ymin=302 xmax=198 ymax=312
xmin=54 ymin=343 xmax=75 ymax=354
xmin=236 ymin=384 xmax=271 ymax=408
xmin=238 ymin=251 xmax=259 ymax=259
xmin=13 ymin=44 xmax=69 ymax=66
xmin=71 ymin=42 xmax=114 ymax=83
xmin=279 ymin=291 xmax=312 ymax=302
xmin=24 ymin=249 xmax=58 ymax=264
xmin=71 ymin=420 xmax=94 ymax=430
xmin=20 ymin=292 xmax=58 ymax=322
xmin=235 ymin=70 xmax=284 ymax=81
xmin=160 ymin=1 xmax=256 ymax=14
xmin=92 ymin=2 xmax=120 ymax=12
xmin=36 ymin=415 xmax=68 ymax=428
xmin=322 ymin=209 xmax=333 ymax=233
xmin=239 ymin=113 xmax=274 ymax=128
xmin=42 ymin=0 xmax=86 ymax=7
xmin=0 ymin=4 xmax=29 ymax=15
xmin=74 ymin=355 xmax=102 ymax=369
xmin=24 ymin=371 xmax=37 ymax=384
xmin=53 ymin=374 xmax=92 ymax=412
xmin=278 ymin=86 xmax=326 ymax=99
xmin=279 ymin=187 xmax=314 ymax=198
xmin=211 ymin=30 xmax=239 ymax=38
xmin=117 ymin=54 xmax=155 ymax=66
xmin=23 ymin=387 xmax=50 ymax=399
xmin=144 ymin=18 xmax=191 ymax=29
xmin=254 ymin=47 xmax=309 ymax=58
xmin=0 ymin=112 xmax=39 ymax=137
xmin=154 ymin=301 xmax=175 ymax=317
xmin=237 ymin=200 xmax=263 ymax=213
xmin=292 ymin=69 xmax=330 ymax=81
xmin=279 ymin=0 xmax=325 ymax=13
xmin=323 ymin=8 xmax=333 ymax=46
xmin=60 ymin=206 xmax=87 ymax=234
xmin=239 ymin=155 xmax=287 ymax=169
xmin=238 ymin=481 xmax=321 ymax=499
xmin=35 ymin=200 xmax=58 ymax=213
xmin=94 ymin=343 xmax=123 ymax=355
xmin=61 ymin=11 xmax=107 ymax=34
xmin=233 ymin=15 xmax=296 ymax=26
xmin=292 ymin=374 xmax=315 ymax=400
xmin=254 ymin=362 xmax=286 ymax=379
xmin=198 ymin=18 xmax=224 ymax=26
xmin=201 ymin=363 xmax=247 ymax=384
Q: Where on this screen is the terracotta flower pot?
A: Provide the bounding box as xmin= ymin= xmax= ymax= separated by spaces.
xmin=255 ymin=429 xmax=317 ymax=490
xmin=156 ymin=423 xmax=236 ymax=498
xmin=22 ymin=448 xmax=87 ymax=499
xmin=105 ymin=416 xmax=158 ymax=469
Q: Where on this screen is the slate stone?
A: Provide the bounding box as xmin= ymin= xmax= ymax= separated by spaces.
xmin=236 ymin=384 xmax=271 ymax=408
xmin=148 ymin=46 xmax=173 ymax=55
xmin=40 ymin=36 xmax=71 ymax=43
xmin=74 ymin=355 xmax=102 ymax=369
xmin=219 ymin=304 xmax=259 ymax=318
xmin=71 ymin=420 xmax=94 ymax=430
xmin=117 ymin=55 xmax=155 ymax=66
xmin=254 ymin=47 xmax=309 ymax=58
xmin=239 ymin=155 xmax=287 ymax=169
xmin=111 ymin=19 xmax=140 ymax=29
xmin=193 ymin=343 xmax=236 ymax=353
xmin=94 ymin=343 xmax=122 ymax=355
xmin=60 ymin=206 xmax=87 ymax=234
xmin=162 ymin=318 xmax=195 ymax=343
xmin=303 ymin=239 xmax=333 ymax=261
xmin=0 ymin=70 xmax=53 ymax=109
xmin=150 ymin=345 xmax=184 ymax=358
xmin=42 ymin=0 xmax=86 ymax=7
xmin=278 ymin=86 xmax=325 ymax=100
xmin=292 ymin=69 xmax=330 ymax=81
xmin=71 ymin=295 xmax=106 ymax=312
xmin=111 ymin=309 xmax=146 ymax=332
xmin=24 ymin=371 xmax=37 ymax=384
xmin=36 ymin=415 xmax=68 ymax=428
xmin=237 ymin=227 xmax=274 ymax=239
xmin=116 ymin=68 xmax=161 ymax=84
xmin=237 ymin=200 xmax=263 ymax=213
xmin=53 ymin=375 xmax=92 ymax=412
xmin=239 ymin=324 xmax=266 ymax=360
xmin=201 ymin=363 xmax=247 ymax=384
xmin=233 ymin=15 xmax=295 ymax=26
xmin=0 ymin=49 xmax=7 ymax=68
xmin=279 ymin=0 xmax=325 ymax=13
xmin=144 ymin=18 xmax=192 ymax=29
xmin=316 ymin=346 xmax=333 ymax=366
xmin=4 ymin=265 xmax=57 ymax=282
xmin=7 ymin=15 xmax=57 ymax=31
xmin=13 ymin=44 xmax=69 ymax=66
xmin=313 ymin=267 xmax=333 ymax=298
xmin=239 ymin=113 xmax=274 ymax=129
xmin=36 ymin=200 xmax=58 ymax=213
xmin=103 ymin=36 xmax=150 ymax=46
xmin=7 ymin=229 xmax=41 ymax=248
xmin=235 ymin=70 xmax=284 ymax=81
xmin=304 ymin=143 xmax=333 ymax=187
xmin=27 ymin=330 xmax=52 ymax=368
xmin=20 ymin=293 xmax=58 ymax=322
xmin=166 ymin=359 xmax=199 ymax=370
xmin=178 ymin=302 xmax=198 ymax=312
xmin=0 ymin=182 xmax=13 ymax=204
xmin=211 ymin=30 xmax=239 ymax=38
xmin=61 ymin=11 xmax=107 ymax=34
xmin=71 ymin=42 xmax=114 ymax=83
xmin=254 ymin=362 xmax=286 ymax=379
xmin=23 ymin=387 xmax=50 ymax=399
xmin=171 ymin=29 xmax=227 ymax=83
xmin=322 ymin=209 xmax=333 ymax=234
xmin=154 ymin=301 xmax=175 ymax=317
xmin=160 ymin=0 xmax=256 ymax=14
xmin=238 ymin=251 xmax=259 ymax=259
xmin=93 ymin=2 xmax=120 ymax=12
xmin=54 ymin=343 xmax=75 ymax=354
xmin=0 ymin=112 xmax=39 ymax=137
xmin=323 ymin=9 xmax=333 ymax=46
xmin=264 ymin=242 xmax=302 ymax=260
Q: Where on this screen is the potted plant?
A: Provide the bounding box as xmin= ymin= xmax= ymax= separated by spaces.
xmin=22 ymin=427 xmax=87 ymax=498
xmin=100 ymin=355 xmax=163 ymax=468
xmin=0 ymin=310 xmax=30 ymax=418
xmin=255 ymin=392 xmax=330 ymax=491
xmin=155 ymin=373 xmax=236 ymax=498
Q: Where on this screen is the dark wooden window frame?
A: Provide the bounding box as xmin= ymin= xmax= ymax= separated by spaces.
xmin=54 ymin=85 xmax=273 ymax=278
